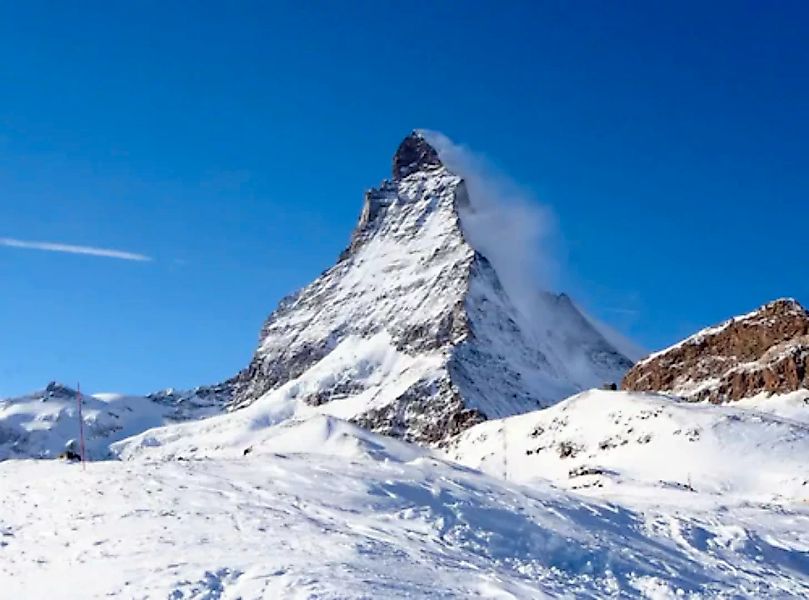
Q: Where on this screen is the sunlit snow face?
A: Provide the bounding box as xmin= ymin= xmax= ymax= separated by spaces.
xmin=419 ymin=129 xmax=557 ymax=323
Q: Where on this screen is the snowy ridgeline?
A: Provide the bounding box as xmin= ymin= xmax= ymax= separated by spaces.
xmin=0 ymin=383 xmax=225 ymax=461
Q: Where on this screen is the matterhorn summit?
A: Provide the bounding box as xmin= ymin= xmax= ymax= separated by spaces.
xmin=222 ymin=131 xmax=633 ymax=444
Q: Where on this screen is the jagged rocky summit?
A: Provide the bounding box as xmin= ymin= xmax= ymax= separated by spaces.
xmin=622 ymin=298 xmax=809 ymax=402
xmin=219 ymin=131 xmax=632 ymax=444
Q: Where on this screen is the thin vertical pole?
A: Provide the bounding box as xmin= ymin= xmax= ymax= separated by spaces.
xmin=77 ymin=382 xmax=86 ymax=469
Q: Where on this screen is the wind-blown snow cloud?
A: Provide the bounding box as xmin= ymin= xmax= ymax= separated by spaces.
xmin=0 ymin=237 xmax=151 ymax=262
xmin=421 ymin=130 xmax=647 ymax=361
xmin=420 ymin=130 xmax=557 ymax=319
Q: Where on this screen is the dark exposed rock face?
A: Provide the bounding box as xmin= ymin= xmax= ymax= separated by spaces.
xmin=350 ymin=379 xmax=486 ymax=446
xmin=392 ymin=130 xmax=443 ymax=180
xmin=147 ymin=383 xmax=233 ymax=419
xmin=622 ymin=299 xmax=809 ymax=402
xmin=44 ymin=381 xmax=78 ymax=400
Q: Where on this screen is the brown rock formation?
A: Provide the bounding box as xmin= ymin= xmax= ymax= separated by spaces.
xmin=622 ymin=299 xmax=809 ymax=402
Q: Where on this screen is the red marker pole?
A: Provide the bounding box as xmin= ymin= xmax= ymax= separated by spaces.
xmin=77 ymin=382 xmax=86 ymax=469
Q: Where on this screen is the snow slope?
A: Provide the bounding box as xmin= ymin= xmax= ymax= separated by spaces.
xmin=3 ymin=417 xmax=809 ymax=598
xmin=446 ymin=389 xmax=809 ymax=502
xmin=0 ymin=383 xmax=229 ymax=461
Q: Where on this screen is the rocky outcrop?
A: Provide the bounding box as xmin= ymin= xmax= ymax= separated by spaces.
xmin=622 ymin=299 xmax=809 ymax=402
xmin=392 ymin=131 xmax=443 ymax=180
xmin=147 ymin=382 xmax=233 ymax=419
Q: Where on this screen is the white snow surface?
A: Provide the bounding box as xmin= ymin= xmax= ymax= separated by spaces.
xmin=446 ymin=389 xmax=809 ymax=501
xmin=3 ymin=411 xmax=809 ymax=599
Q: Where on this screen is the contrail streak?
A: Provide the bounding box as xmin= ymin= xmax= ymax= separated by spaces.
xmin=0 ymin=237 xmax=151 ymax=262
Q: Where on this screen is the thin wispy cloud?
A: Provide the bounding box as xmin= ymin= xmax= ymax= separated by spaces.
xmin=0 ymin=237 xmax=152 ymax=262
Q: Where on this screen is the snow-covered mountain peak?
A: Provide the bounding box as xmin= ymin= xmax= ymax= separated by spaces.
xmin=1 ymin=133 xmax=634 ymax=453
xmin=1 ymin=133 xmax=635 ymax=450
xmin=220 ymin=132 xmax=634 ymax=444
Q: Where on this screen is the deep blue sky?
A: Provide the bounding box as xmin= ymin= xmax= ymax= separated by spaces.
xmin=1 ymin=2 xmax=807 ymax=398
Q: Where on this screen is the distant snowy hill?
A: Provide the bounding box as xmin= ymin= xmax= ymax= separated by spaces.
xmin=0 ymin=383 xmax=165 ymax=460
xmin=0 ymin=382 xmax=227 ymax=460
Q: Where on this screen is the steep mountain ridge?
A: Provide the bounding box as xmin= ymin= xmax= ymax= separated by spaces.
xmin=622 ymin=298 xmax=809 ymax=402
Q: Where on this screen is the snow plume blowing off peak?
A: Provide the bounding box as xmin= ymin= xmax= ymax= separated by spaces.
xmin=419 ymin=130 xmax=557 ymax=322
xmin=420 ymin=130 xmax=642 ymax=374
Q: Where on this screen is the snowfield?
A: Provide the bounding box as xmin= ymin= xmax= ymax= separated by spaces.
xmin=2 ymin=396 xmax=809 ymax=598
xmin=446 ymin=390 xmax=809 ymax=502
